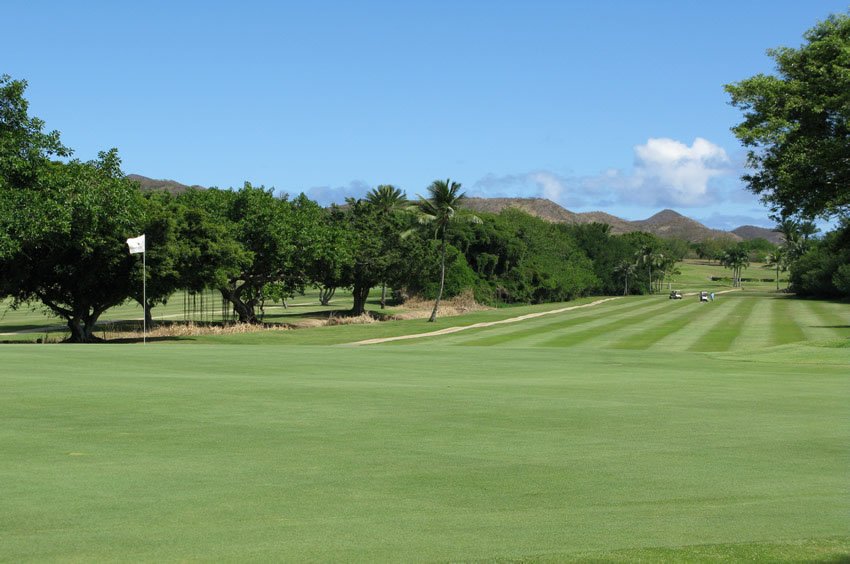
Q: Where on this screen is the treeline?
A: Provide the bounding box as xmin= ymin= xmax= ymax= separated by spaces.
xmin=0 ymin=169 xmax=690 ymax=343
xmin=2 ymin=74 xmax=700 ymax=342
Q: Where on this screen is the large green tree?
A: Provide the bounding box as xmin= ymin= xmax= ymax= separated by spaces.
xmin=0 ymin=151 xmax=144 ymax=342
xmin=725 ymin=13 xmax=850 ymax=220
xmin=0 ymin=75 xmax=71 ymax=259
xmin=131 ymin=191 xmax=183 ymax=327
xmin=190 ymin=185 xmax=323 ymax=324
xmin=308 ymin=206 xmax=354 ymax=307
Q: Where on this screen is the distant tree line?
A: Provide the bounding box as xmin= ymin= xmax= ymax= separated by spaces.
xmin=1 ymin=75 xmax=701 ymax=342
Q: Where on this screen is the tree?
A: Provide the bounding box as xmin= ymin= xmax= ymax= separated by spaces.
xmin=338 ymin=198 xmax=397 ymax=316
xmin=192 ymin=185 xmax=321 ymax=324
xmin=308 ymin=206 xmax=353 ymax=307
xmin=787 ymin=219 xmax=850 ymax=297
xmin=0 ymin=150 xmax=144 ymax=342
xmin=131 ymin=191 xmax=183 ymax=327
xmin=0 ymin=75 xmax=71 ymax=260
xmin=613 ymin=261 xmax=636 ymax=295
xmin=0 ymin=75 xmax=70 ymax=192
xmin=725 ymin=13 xmax=850 ymax=220
xmin=636 ymin=246 xmax=662 ymax=294
xmin=721 ymin=246 xmax=750 ymax=287
xmin=365 ymin=184 xmax=408 ymax=308
xmin=660 ymin=258 xmax=681 ymax=291
xmin=416 ymin=179 xmax=480 ymax=322
xmin=174 ymin=189 xmax=246 ymax=299
xmin=764 ymin=249 xmax=787 ymax=290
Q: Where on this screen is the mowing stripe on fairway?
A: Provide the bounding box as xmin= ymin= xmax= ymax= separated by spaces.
xmin=349 ymin=298 xmax=620 ymax=345
xmin=724 ymin=295 xmax=775 ymax=352
xmin=688 ymin=294 xmax=759 ymax=352
xmin=446 ymin=297 xmax=660 ymax=347
xmin=537 ymin=297 xmax=680 ymax=349
xmin=806 ymin=300 xmax=850 ymax=340
xmin=786 ymin=298 xmax=837 ymax=343
xmin=610 ymin=298 xmax=724 ymax=351
xmin=643 ymin=297 xmax=738 ymax=351
xmin=768 ymin=296 xmax=807 ymax=347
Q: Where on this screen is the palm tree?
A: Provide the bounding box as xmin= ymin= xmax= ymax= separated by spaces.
xmin=661 ymin=258 xmax=681 ymax=291
xmin=635 ymin=246 xmax=660 ymax=294
xmin=764 ymin=249 xmax=786 ymax=291
xmin=721 ymin=247 xmax=750 ymax=287
xmin=416 ymin=178 xmax=479 ymax=322
xmin=775 ymin=218 xmax=805 ymax=262
xmin=798 ymin=220 xmax=819 ymax=244
xmin=652 ymin=252 xmax=668 ymax=293
xmin=365 ymin=184 xmax=408 ymax=308
xmin=366 ymin=184 xmax=407 ymax=214
xmin=613 ymin=260 xmax=636 ymax=295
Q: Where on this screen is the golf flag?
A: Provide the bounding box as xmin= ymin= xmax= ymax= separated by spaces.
xmin=126 ymin=234 xmax=145 ymax=254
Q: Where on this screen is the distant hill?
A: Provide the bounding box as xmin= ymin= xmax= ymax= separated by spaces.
xmin=732 ymin=225 xmax=784 ymax=244
xmin=461 ymin=198 xmax=770 ymax=243
xmin=463 ymin=198 xmax=580 ymax=223
xmin=128 ymin=174 xmax=205 ymax=194
xmin=574 ymin=211 xmax=639 ymax=234
xmin=128 ymin=178 xmax=774 ymax=244
xmin=631 ymin=209 xmax=741 ymax=242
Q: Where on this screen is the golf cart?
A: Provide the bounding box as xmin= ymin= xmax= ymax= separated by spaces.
xmin=669 ymin=290 xmax=683 ymax=299
xmin=699 ymin=291 xmax=709 ymax=302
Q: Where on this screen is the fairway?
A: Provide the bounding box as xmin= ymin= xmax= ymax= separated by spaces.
xmin=375 ymin=291 xmax=849 ymax=353
xmin=1 ymin=293 xmax=849 ymax=561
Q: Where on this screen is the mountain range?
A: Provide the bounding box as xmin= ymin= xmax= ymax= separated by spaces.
xmin=130 ymin=175 xmax=782 ymax=244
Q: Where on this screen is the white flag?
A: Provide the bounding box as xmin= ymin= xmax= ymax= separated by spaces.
xmin=126 ymin=234 xmax=145 ymax=254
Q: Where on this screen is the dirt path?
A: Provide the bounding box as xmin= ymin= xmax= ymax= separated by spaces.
xmin=348 ymin=297 xmax=621 ymax=346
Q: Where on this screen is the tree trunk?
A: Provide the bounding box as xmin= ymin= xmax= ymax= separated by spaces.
xmin=380 ymin=283 xmax=387 ymax=309
xmin=429 ymin=231 xmax=447 ymax=323
xmin=144 ymin=302 xmax=154 ymax=328
xmin=220 ymin=287 xmax=258 ymax=324
xmin=351 ymin=284 xmax=370 ymax=315
xmin=319 ymin=286 xmax=335 ymax=306
xmin=65 ymin=312 xmax=103 ymax=343
xmin=67 ymin=317 xmax=86 ymax=343
xmin=648 ymin=265 xmax=652 ymax=294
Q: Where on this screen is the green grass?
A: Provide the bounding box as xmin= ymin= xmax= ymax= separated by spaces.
xmin=1 ymin=289 xmax=849 ymax=561
xmin=1 ymin=343 xmax=848 ymax=561
xmin=672 ymin=259 xmax=787 ymax=293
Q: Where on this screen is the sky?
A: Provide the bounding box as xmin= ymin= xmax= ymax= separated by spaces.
xmin=3 ymin=0 xmax=848 ymax=230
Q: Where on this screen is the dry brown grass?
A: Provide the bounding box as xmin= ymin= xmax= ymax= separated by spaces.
xmin=99 ymin=321 xmax=292 ymax=341
xmin=95 ymin=290 xmax=490 ymax=339
xmin=389 ymin=289 xmax=489 ymax=320
xmin=326 ymin=312 xmax=379 ymax=326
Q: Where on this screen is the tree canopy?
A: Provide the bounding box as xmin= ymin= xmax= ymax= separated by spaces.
xmin=725 ymin=13 xmax=850 ymax=220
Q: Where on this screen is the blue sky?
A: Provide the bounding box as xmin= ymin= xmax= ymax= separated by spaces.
xmin=4 ymin=1 xmax=847 ymax=229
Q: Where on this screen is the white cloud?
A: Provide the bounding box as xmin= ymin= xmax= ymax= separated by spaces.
xmin=630 ymin=137 xmax=731 ymax=206
xmin=472 ymin=137 xmax=736 ymax=210
xmin=528 ymin=171 xmax=567 ymax=201
xmin=304 ymin=180 xmax=371 ymax=206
